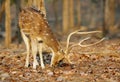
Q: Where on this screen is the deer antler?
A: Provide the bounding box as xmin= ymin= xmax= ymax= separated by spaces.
xmin=78 ymin=37 xmax=105 ymax=47
xmin=65 ymin=30 xmax=104 ymax=54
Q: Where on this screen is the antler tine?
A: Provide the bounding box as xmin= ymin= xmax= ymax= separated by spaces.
xmin=65 ymin=30 xmax=103 ymax=54
xmin=76 ymin=31 xmax=102 ymax=34
xmin=65 ymin=30 xmax=78 ymax=53
xmin=67 ymin=37 xmax=91 ymax=52
xmin=78 ymin=37 xmax=105 ymax=47
xmin=67 ymin=37 xmax=105 ymax=54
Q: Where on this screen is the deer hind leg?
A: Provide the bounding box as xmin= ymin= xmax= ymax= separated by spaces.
xmin=31 ymin=39 xmax=39 ymax=69
xmin=21 ymin=31 xmax=30 ymax=67
xmin=38 ymin=41 xmax=45 ymax=69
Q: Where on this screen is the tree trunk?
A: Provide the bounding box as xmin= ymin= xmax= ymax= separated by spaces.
xmin=63 ymin=0 xmax=69 ymax=33
xmin=33 ymin=0 xmax=37 ymax=7
xmin=15 ymin=0 xmax=22 ymax=44
xmin=21 ymin=0 xmax=26 ymax=8
xmin=5 ymin=0 xmax=11 ymax=48
xmin=76 ymin=0 xmax=81 ymax=27
xmin=69 ymin=0 xmax=74 ymax=29
xmin=0 ymin=1 xmax=5 ymax=22
xmin=89 ymin=1 xmax=96 ymax=29
xmin=52 ymin=0 xmax=59 ymax=28
xmin=27 ymin=0 xmax=33 ymax=7
xmin=103 ymin=0 xmax=115 ymax=36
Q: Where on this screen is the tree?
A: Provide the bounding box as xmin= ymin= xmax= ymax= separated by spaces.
xmin=15 ymin=0 xmax=22 ymax=44
xmin=0 ymin=1 xmax=5 ymax=22
xmin=103 ymin=0 xmax=115 ymax=36
xmin=69 ymin=0 xmax=74 ymax=29
xmin=52 ymin=0 xmax=59 ymax=28
xmin=27 ymin=0 xmax=33 ymax=7
xmin=63 ymin=0 xmax=69 ymax=33
xmin=63 ymin=0 xmax=75 ymax=33
xmin=5 ymin=0 xmax=11 ymax=48
xmin=21 ymin=0 xmax=27 ymax=8
xmin=76 ymin=0 xmax=81 ymax=27
xmin=89 ymin=0 xmax=97 ymax=29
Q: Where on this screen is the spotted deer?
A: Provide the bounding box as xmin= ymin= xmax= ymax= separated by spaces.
xmin=19 ymin=7 xmax=66 ymax=69
xmin=19 ymin=7 xmax=104 ymax=69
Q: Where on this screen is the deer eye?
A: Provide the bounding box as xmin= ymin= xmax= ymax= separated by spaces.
xmin=60 ymin=49 xmax=64 ymax=53
xmin=38 ymin=40 xmax=43 ymax=43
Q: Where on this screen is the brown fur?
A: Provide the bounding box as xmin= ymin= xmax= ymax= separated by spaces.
xmin=19 ymin=7 xmax=66 ymax=69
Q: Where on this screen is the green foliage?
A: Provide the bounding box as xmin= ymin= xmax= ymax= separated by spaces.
xmin=47 ymin=0 xmax=53 ymax=2
xmin=11 ymin=0 xmax=15 ymax=5
xmin=0 ymin=0 xmax=3 ymax=4
xmin=47 ymin=0 xmax=58 ymax=3
xmin=91 ymin=0 xmax=99 ymax=3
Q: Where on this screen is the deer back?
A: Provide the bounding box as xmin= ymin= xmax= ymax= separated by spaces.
xmin=19 ymin=7 xmax=62 ymax=53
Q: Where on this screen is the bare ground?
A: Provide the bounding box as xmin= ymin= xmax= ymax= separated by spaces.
xmin=0 ymin=39 xmax=120 ymax=82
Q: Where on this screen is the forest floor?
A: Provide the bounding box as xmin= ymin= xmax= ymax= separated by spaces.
xmin=0 ymin=39 xmax=120 ymax=82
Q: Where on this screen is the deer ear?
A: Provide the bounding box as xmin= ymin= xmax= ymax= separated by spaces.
xmin=40 ymin=12 xmax=45 ymax=18
xmin=18 ymin=7 xmax=24 ymax=12
xmin=30 ymin=6 xmax=46 ymax=18
xmin=19 ymin=8 xmax=22 ymax=12
xmin=31 ymin=6 xmax=38 ymax=11
xmin=21 ymin=8 xmax=27 ymax=13
xmin=37 ymin=10 xmax=46 ymax=19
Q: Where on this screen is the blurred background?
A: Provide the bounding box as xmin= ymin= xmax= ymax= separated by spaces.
xmin=0 ymin=0 xmax=120 ymax=48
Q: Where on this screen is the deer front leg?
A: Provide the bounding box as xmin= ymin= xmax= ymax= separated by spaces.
xmin=21 ymin=31 xmax=30 ymax=67
xmin=38 ymin=42 xmax=45 ymax=69
xmin=50 ymin=49 xmax=54 ymax=67
xmin=31 ymin=39 xmax=39 ymax=69
xmin=50 ymin=48 xmax=57 ymax=67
